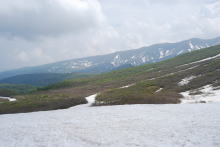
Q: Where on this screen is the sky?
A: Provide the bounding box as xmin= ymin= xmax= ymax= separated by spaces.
xmin=0 ymin=0 xmax=220 ymax=72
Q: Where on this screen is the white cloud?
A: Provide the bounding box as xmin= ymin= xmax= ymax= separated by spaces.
xmin=101 ymin=0 xmax=220 ymax=45
xmin=0 ymin=0 xmax=220 ymax=71
xmin=18 ymin=51 xmax=29 ymax=62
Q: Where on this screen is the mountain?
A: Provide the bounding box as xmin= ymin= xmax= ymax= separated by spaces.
xmin=0 ymin=36 xmax=220 ymax=80
xmin=42 ymin=44 xmax=220 ymax=106
xmin=1 ymin=44 xmax=220 ymax=114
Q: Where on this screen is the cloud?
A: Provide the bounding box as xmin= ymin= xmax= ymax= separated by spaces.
xmin=0 ymin=0 xmax=104 ymax=38
xmin=101 ymin=0 xmax=220 ymax=45
xmin=0 ymin=0 xmax=220 ymax=72
xmin=18 ymin=51 xmax=29 ymax=62
xmin=0 ymin=0 xmax=108 ymax=71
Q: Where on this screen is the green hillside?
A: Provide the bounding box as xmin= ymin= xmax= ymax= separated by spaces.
xmin=0 ymin=73 xmax=91 ymax=87
xmin=1 ymin=45 xmax=220 ymax=114
xmin=95 ymin=45 xmax=220 ymax=105
xmin=0 ymin=84 xmax=36 ymax=96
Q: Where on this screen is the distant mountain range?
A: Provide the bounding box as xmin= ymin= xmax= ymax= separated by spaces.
xmin=0 ymin=36 xmax=220 ymax=83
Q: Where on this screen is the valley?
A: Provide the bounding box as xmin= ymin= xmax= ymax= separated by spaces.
xmin=0 ymin=45 xmax=220 ymax=114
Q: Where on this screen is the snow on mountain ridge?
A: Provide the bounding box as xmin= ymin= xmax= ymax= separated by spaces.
xmin=0 ymin=37 xmax=220 ymax=79
xmin=189 ymin=41 xmax=194 ymax=49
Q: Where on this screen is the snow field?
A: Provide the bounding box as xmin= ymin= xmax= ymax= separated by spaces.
xmin=0 ymin=103 xmax=220 ymax=147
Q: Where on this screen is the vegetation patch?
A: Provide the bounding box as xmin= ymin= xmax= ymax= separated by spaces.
xmin=95 ymin=82 xmax=181 ymax=105
xmin=0 ymin=84 xmax=36 ymax=95
xmin=0 ymin=98 xmax=8 ymax=103
xmin=0 ymin=94 xmax=87 ymax=114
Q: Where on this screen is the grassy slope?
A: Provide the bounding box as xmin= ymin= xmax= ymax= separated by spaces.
xmin=0 ymin=45 xmax=220 ymax=114
xmin=0 ymin=94 xmax=87 ymax=114
xmin=0 ymin=73 xmax=91 ymax=87
xmin=96 ymin=45 xmax=220 ymax=105
xmin=43 ymin=44 xmax=220 ymax=92
xmin=0 ymin=84 xmax=36 ymax=96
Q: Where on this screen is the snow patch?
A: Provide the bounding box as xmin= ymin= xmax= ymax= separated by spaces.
xmin=159 ymin=50 xmax=172 ymax=59
xmin=70 ymin=61 xmax=93 ymax=69
xmin=83 ymin=61 xmax=93 ymax=67
xmin=189 ymin=41 xmax=194 ymax=49
xmin=178 ymin=76 xmax=197 ymax=86
xmin=85 ymin=94 xmax=97 ymax=105
xmin=195 ymin=45 xmax=201 ymax=49
xmin=115 ymin=55 xmax=119 ymax=59
xmin=181 ymin=85 xmax=220 ymax=103
xmin=141 ymin=57 xmax=146 ymax=63
xmin=159 ymin=51 xmax=164 ymax=59
xmin=111 ymin=54 xmax=131 ymax=67
xmin=120 ymin=84 xmax=135 ymax=89
xmin=0 ymin=96 xmax=16 ymax=102
xmin=165 ymin=50 xmax=170 ymax=56
xmin=155 ymin=88 xmax=163 ymax=93
xmin=177 ymin=50 xmax=184 ymax=55
xmin=187 ymin=49 xmax=192 ymax=52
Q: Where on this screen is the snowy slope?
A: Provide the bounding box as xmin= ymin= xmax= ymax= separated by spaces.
xmin=0 ymin=103 xmax=220 ymax=147
xmin=181 ymin=85 xmax=220 ymax=103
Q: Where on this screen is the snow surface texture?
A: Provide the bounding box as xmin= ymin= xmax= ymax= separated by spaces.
xmin=0 ymin=96 xmax=16 ymax=102
xmin=181 ymin=85 xmax=220 ymax=103
xmin=1 ymin=102 xmax=220 ymax=147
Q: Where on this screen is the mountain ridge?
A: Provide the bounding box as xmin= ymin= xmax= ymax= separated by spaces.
xmin=0 ymin=36 xmax=220 ymax=80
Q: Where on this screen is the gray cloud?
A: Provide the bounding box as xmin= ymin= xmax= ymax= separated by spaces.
xmin=0 ymin=0 xmax=220 ymax=72
xmin=0 ymin=0 xmax=104 ymax=38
